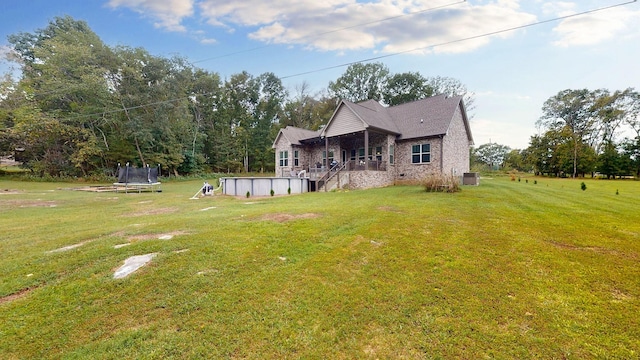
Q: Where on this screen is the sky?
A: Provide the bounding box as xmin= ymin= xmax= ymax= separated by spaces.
xmin=1 ymin=0 xmax=639 ymax=149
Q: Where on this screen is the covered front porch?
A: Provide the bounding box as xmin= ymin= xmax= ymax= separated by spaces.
xmin=283 ymin=128 xmax=396 ymax=191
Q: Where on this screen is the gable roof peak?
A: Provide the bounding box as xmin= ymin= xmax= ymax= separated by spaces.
xmin=355 ymin=99 xmax=385 ymax=110
xmin=320 ymin=95 xmax=471 ymax=142
xmin=272 ymin=125 xmax=321 ymax=148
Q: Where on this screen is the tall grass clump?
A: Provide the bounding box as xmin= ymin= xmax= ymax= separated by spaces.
xmin=423 ymin=173 xmax=461 ymax=193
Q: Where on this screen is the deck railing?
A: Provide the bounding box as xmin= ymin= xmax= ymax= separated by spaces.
xmin=345 ymin=160 xmax=387 ymax=172
xmin=280 ymin=160 xmax=387 ymax=178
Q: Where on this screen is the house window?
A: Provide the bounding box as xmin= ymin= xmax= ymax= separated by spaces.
xmin=279 ymin=151 xmax=288 ymax=167
xmin=369 ymin=146 xmax=382 ymax=161
xmin=389 ymin=144 xmax=395 ymax=165
xmin=350 ymin=149 xmax=356 ymax=161
xmin=412 ymin=144 xmax=431 ymax=164
xmin=322 ymin=150 xmax=334 ymax=166
xmin=358 ymin=148 xmax=365 ymax=162
xmin=294 ymin=150 xmax=299 ymax=166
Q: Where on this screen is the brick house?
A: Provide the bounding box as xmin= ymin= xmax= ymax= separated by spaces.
xmin=272 ymin=94 xmax=474 ymax=191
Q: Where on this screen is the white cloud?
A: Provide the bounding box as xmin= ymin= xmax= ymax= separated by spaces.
xmin=107 ymin=0 xmax=640 ymax=56
xmin=379 ymin=1 xmax=538 ymax=55
xmin=107 ymin=0 xmax=194 ymax=32
xmin=199 ymin=38 xmax=218 ymax=45
xmin=542 ymin=1 xmax=576 ymax=16
xmin=199 ymin=0 xmax=537 ymax=54
xmin=198 ymin=0 xmax=351 ymax=27
xmin=551 ymin=7 xmax=640 ymax=47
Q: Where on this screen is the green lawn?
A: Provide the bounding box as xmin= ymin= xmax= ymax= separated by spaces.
xmin=1 ymin=177 xmax=639 ymax=359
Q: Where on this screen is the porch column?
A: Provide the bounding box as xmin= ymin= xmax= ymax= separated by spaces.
xmin=364 ymin=129 xmax=369 ymax=169
xmin=325 ymin=136 xmax=329 ymax=168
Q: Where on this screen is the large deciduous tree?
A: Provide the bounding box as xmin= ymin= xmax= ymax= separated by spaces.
xmin=537 ymin=89 xmax=600 ymax=178
xmin=621 ymin=137 xmax=640 ymax=177
xmin=252 ymin=72 xmax=287 ymax=172
xmin=328 ymin=62 xmax=390 ymax=102
xmin=617 ymin=89 xmax=640 ymax=137
xmin=597 ymin=140 xmax=624 ymax=179
xmin=382 ymin=71 xmax=434 ymax=106
xmin=328 ymin=64 xmax=475 ymax=114
xmin=188 ymin=69 xmax=222 ymax=174
xmin=424 ymin=76 xmax=476 ymax=117
xmin=473 ymin=143 xmax=511 ymax=170
xmin=7 ymin=16 xmax=112 ymax=175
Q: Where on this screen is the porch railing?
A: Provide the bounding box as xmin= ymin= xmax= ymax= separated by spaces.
xmin=345 ymin=160 xmax=387 ymax=171
xmin=318 ymin=161 xmax=348 ymax=192
xmin=280 ymin=160 xmax=387 ymax=178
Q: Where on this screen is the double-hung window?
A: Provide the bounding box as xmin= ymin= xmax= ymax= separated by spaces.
xmin=368 ymin=146 xmax=382 ymax=161
xmin=294 ymin=150 xmax=299 ymax=166
xmin=412 ymin=144 xmax=431 ymax=164
xmin=279 ymin=151 xmax=288 ymax=167
xmin=322 ymin=150 xmax=334 ymax=166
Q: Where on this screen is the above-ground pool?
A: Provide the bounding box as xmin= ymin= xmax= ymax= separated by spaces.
xmin=220 ymin=177 xmax=308 ymax=196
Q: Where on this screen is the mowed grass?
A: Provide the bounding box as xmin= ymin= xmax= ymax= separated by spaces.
xmin=1 ymin=177 xmax=639 ymax=359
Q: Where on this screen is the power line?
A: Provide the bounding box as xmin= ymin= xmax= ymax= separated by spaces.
xmin=54 ymin=94 xmax=198 ymax=123
xmin=191 ymin=0 xmax=466 ymax=64
xmin=27 ymin=0 xmax=465 ymax=99
xmin=39 ymin=0 xmax=640 ymax=122
xmin=281 ymin=0 xmax=638 ymax=79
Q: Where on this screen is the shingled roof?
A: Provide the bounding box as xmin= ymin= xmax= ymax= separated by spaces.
xmin=272 ymin=126 xmax=320 ymax=148
xmin=341 ymin=100 xmax=400 ymax=134
xmin=274 ymin=95 xmax=472 ymax=148
xmin=323 ymin=95 xmax=470 ymax=141
xmin=388 ymin=95 xmax=468 ymax=140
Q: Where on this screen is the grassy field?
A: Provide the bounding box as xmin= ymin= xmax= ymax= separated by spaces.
xmin=1 ymin=176 xmax=639 ymax=359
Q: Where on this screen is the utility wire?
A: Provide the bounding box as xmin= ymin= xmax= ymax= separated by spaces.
xmin=191 ymin=0 xmax=466 ymax=63
xmin=27 ymin=0 xmax=465 ymax=98
xmin=281 ymin=0 xmax=638 ymax=79
xmin=45 ymin=0 xmax=640 ymax=122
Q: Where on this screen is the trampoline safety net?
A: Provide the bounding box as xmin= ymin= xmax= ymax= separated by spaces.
xmin=116 ymin=163 xmax=160 ymax=184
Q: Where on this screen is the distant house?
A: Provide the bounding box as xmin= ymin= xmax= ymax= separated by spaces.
xmin=272 ymin=95 xmax=474 ymax=191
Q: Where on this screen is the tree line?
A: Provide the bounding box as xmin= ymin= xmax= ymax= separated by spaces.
xmin=472 ymin=88 xmax=640 ymax=178
xmin=0 ymin=16 xmax=472 ymax=178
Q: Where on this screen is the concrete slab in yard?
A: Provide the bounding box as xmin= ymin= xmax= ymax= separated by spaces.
xmin=113 ymin=253 xmax=157 ymax=279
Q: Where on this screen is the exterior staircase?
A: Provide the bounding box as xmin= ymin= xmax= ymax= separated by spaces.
xmin=318 ymin=161 xmax=350 ymax=192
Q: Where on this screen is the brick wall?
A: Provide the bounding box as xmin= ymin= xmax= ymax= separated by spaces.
xmin=393 ymin=137 xmax=444 ymax=181
xmin=349 ymin=170 xmax=395 ymax=189
xmin=273 ymin=136 xmax=290 ymax=177
xmin=442 ymin=106 xmax=471 ymax=176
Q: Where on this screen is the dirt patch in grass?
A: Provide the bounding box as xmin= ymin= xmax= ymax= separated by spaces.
xmin=260 ymin=213 xmax=321 ymax=223
xmin=71 ymin=186 xmax=120 ymax=192
xmin=1 ymin=199 xmax=57 ymax=208
xmin=0 ymin=189 xmax=22 ymax=195
xmin=126 ymin=230 xmax=190 ymax=242
xmin=0 ymin=287 xmax=36 ymax=304
xmin=377 ymin=205 xmax=403 ymax=213
xmin=611 ymin=288 xmax=634 ymax=302
xmin=547 ymin=240 xmax=638 ymax=259
xmin=122 ymin=207 xmax=178 ymax=217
